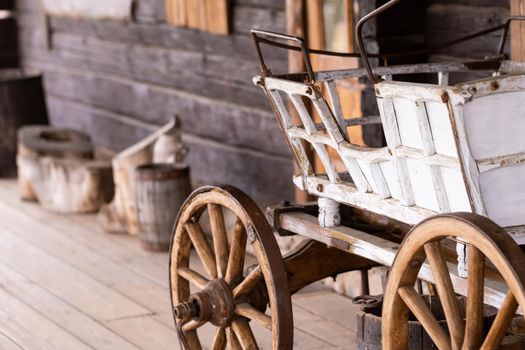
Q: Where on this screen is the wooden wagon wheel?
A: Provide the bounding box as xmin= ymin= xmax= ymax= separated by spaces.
xmin=382 ymin=213 xmax=525 ymax=350
xmin=169 ymin=186 xmax=293 ymax=350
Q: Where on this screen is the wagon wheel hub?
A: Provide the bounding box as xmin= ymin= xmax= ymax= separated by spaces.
xmin=174 ymin=279 xmax=235 ymax=328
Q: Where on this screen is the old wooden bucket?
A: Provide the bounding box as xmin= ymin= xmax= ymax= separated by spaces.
xmin=135 ymin=164 xmax=191 ymax=252
xmin=355 ymin=295 xmax=524 ymax=349
xmin=0 ymin=69 xmax=48 ymax=176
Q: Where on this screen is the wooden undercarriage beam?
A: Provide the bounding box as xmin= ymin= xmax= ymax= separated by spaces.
xmin=283 ymin=239 xmax=380 ymax=295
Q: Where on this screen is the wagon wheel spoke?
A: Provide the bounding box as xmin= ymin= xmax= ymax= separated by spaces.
xmin=178 ymin=267 xmax=209 ymax=289
xmin=208 ymin=203 xmax=230 ymax=278
xmin=232 ymin=266 xmax=263 ymax=299
xmin=463 ymin=244 xmax=485 ymax=350
xmin=231 ymin=318 xmax=258 ymax=349
xmin=226 ymin=327 xmax=242 ymax=350
xmin=183 ymin=331 xmax=202 ymax=350
xmin=424 ymin=241 xmax=464 ymax=348
xmin=182 ymin=320 xmax=206 ymax=332
xmin=185 ymin=222 xmax=218 ymax=279
xmin=398 ymin=286 xmax=451 ymax=350
xmin=235 ymin=303 xmax=272 ymax=330
xmin=211 ymin=327 xmax=227 ymax=350
xmin=480 ymin=292 xmax=518 ymax=349
xmin=225 ymin=219 xmax=247 ymax=286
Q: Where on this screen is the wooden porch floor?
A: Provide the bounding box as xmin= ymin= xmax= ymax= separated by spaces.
xmin=0 ymin=179 xmax=359 ymax=350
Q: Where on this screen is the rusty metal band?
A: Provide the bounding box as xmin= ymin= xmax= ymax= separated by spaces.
xmin=135 ymin=163 xmax=190 ymax=181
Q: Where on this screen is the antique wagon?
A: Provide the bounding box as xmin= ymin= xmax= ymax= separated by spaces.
xmin=169 ymin=1 xmax=525 ymax=349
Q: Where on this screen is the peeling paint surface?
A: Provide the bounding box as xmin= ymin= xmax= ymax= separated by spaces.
xmin=41 ymin=0 xmax=132 ymax=21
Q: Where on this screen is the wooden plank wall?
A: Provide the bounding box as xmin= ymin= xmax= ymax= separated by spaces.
xmin=15 ymin=0 xmax=294 ymax=204
xmin=426 ymin=0 xmax=510 ymax=60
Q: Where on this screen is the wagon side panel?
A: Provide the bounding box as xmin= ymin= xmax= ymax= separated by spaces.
xmin=461 ymin=76 xmax=525 ymax=227
xmin=375 ymin=82 xmax=472 ymax=218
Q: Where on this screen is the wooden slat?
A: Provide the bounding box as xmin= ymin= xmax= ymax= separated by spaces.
xmin=206 ymin=0 xmax=229 ymax=35
xmin=187 ymin=0 xmax=207 ymax=30
xmin=172 ymin=0 xmax=187 ymax=26
xmin=511 ymin=0 xmax=525 ymax=62
xmin=286 ymin=0 xmax=314 ymax=203
xmin=166 ymin=0 xmax=173 ymax=24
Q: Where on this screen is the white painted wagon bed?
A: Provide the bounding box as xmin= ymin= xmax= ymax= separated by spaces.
xmin=257 ymin=61 xmax=525 ymax=243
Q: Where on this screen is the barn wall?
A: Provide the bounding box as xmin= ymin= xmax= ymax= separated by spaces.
xmin=426 ymin=0 xmax=510 ymax=60
xmin=15 ymin=0 xmax=294 ymax=203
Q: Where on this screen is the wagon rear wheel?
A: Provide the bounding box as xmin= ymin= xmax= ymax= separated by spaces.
xmin=382 ymin=213 xmax=525 ymax=350
xmin=169 ymin=186 xmax=293 ymax=350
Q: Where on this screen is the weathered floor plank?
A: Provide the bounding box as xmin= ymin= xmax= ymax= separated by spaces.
xmin=0 ymin=179 xmax=357 ymax=349
xmin=0 ymin=227 xmax=150 ymax=321
xmin=0 ymin=262 xmax=139 ymax=350
xmin=0 ymin=286 xmax=94 ymax=350
xmin=0 ymin=183 xmax=168 ymax=285
xmin=0 ymin=200 xmax=171 ymax=315
xmin=0 ymin=331 xmax=24 ymax=350
xmin=104 ymin=316 xmax=179 ymax=350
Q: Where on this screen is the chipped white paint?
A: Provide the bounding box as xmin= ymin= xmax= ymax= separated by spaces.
xmin=256 ymin=61 xmax=525 ymax=237
xmin=41 ymin=0 xmax=133 ymax=21
xmin=318 ymin=197 xmax=341 ymax=228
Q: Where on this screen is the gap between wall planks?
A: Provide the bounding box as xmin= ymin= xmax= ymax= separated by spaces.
xmin=166 ymin=0 xmax=229 ymax=35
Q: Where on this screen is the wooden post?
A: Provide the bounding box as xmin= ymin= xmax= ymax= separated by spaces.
xmin=511 ymin=0 xmax=525 ymax=61
xmin=286 ymin=0 xmax=314 ymax=203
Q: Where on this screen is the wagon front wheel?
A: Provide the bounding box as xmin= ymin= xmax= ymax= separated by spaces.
xmin=382 ymin=213 xmax=525 ymax=350
xmin=169 ymin=186 xmax=293 ymax=350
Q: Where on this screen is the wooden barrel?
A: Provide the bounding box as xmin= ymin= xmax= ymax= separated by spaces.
xmin=0 ymin=10 xmax=18 ymax=67
xmin=135 ymin=164 xmax=192 ymax=252
xmin=0 ymin=69 xmax=48 ymax=177
xmin=354 ymin=295 xmax=525 ymax=349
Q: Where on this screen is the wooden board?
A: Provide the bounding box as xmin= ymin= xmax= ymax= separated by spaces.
xmin=206 ymin=0 xmax=229 ymax=35
xmin=511 ymin=0 xmax=525 ymax=62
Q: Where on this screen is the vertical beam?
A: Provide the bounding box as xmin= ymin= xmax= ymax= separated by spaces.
xmin=206 ymin=0 xmax=229 ymax=35
xmin=287 ymin=0 xmax=314 ymax=203
xmin=343 ymin=0 xmax=354 ymax=50
xmin=511 ymin=0 xmax=524 ymax=61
